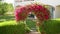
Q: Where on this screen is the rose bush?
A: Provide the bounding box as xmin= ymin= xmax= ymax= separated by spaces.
xmin=15 ymin=3 xmax=50 ymax=22
xmin=15 ymin=3 xmax=50 ymax=34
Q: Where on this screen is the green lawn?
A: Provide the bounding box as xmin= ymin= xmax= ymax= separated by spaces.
xmin=0 ymin=15 xmax=14 ymax=22
xmin=0 ymin=15 xmax=60 ymax=34
xmin=0 ymin=20 xmax=31 ymax=34
xmin=0 ymin=20 xmax=16 ymax=26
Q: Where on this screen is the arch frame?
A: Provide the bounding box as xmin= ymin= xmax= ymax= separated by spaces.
xmin=15 ymin=3 xmax=51 ymax=34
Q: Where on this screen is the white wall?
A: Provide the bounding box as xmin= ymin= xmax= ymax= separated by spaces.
xmin=3 ymin=0 xmax=60 ymax=18
xmin=54 ymin=6 xmax=60 ymax=18
xmin=35 ymin=0 xmax=60 ymax=6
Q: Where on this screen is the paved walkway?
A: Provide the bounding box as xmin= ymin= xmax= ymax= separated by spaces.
xmin=26 ymin=30 xmax=40 ymax=34
xmin=28 ymin=31 xmax=40 ymax=34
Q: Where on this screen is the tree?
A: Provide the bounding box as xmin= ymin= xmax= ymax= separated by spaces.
xmin=7 ymin=4 xmax=14 ymax=12
xmin=0 ymin=2 xmax=3 ymax=15
xmin=0 ymin=2 xmax=8 ymax=15
xmin=0 ymin=0 xmax=2 ymax=1
xmin=2 ymin=3 xmax=8 ymax=15
xmin=0 ymin=2 xmax=14 ymax=15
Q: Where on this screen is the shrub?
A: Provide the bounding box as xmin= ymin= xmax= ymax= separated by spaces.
xmin=39 ymin=20 xmax=60 ymax=34
xmin=26 ymin=19 xmax=36 ymax=29
xmin=0 ymin=22 xmax=26 ymax=34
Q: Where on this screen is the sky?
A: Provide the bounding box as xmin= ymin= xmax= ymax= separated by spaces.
xmin=4 ymin=0 xmax=60 ymax=6
xmin=3 ymin=0 xmax=14 ymax=3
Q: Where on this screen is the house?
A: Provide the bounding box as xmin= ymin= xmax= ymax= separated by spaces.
xmin=54 ymin=5 xmax=60 ymax=18
xmin=14 ymin=0 xmax=55 ymax=18
xmin=1 ymin=0 xmax=60 ymax=18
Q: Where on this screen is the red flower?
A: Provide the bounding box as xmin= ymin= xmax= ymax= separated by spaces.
xmin=44 ymin=15 xmax=49 ymax=20
xmin=15 ymin=3 xmax=50 ymax=22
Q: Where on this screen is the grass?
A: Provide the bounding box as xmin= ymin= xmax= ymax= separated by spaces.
xmin=0 ymin=15 xmax=60 ymax=34
xmin=0 ymin=15 xmax=15 ymax=22
xmin=0 ymin=19 xmax=60 ymax=34
xmin=0 ymin=20 xmax=28 ymax=34
xmin=39 ymin=19 xmax=60 ymax=34
xmin=0 ymin=20 xmax=16 ymax=26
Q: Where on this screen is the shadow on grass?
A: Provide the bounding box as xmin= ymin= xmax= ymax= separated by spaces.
xmin=0 ymin=15 xmax=15 ymax=22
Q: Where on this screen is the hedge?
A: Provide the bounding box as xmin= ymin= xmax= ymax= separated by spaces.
xmin=0 ymin=21 xmax=26 ymax=34
xmin=39 ymin=20 xmax=60 ymax=34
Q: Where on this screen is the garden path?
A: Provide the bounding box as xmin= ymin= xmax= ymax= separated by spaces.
xmin=26 ymin=30 xmax=40 ymax=34
xmin=28 ymin=31 xmax=40 ymax=34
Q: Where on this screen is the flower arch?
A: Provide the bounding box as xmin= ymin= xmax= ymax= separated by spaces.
xmin=15 ymin=3 xmax=50 ymax=34
xmin=15 ymin=4 xmax=50 ymax=21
